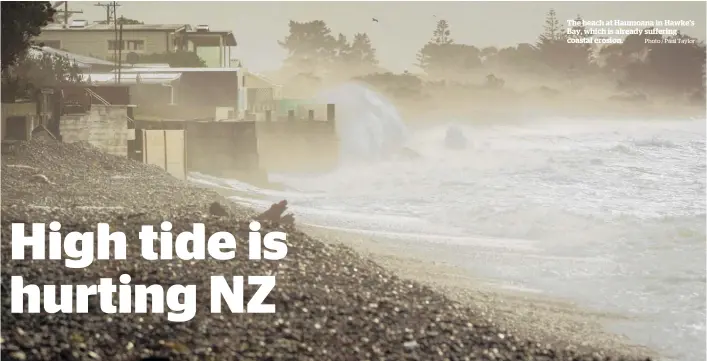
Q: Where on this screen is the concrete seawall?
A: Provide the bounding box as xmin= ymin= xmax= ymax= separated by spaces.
xmin=132 ymin=117 xmax=340 ymax=184
xmin=184 ymin=121 xmax=262 ymax=179
xmin=75 ymin=103 xmax=340 ymax=184
xmin=255 ymin=119 xmax=339 ymax=173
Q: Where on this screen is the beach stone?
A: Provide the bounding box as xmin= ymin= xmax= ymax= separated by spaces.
xmin=208 ymin=201 xmax=229 ymax=217
xmin=403 ymin=340 xmax=419 ymax=349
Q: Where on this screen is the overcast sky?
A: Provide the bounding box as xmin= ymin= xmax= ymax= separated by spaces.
xmin=64 ymin=1 xmax=706 ymax=72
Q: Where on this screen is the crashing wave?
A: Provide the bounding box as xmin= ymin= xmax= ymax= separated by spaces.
xmin=317 ymin=82 xmax=408 ymax=162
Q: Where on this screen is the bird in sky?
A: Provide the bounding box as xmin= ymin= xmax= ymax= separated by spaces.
xmin=372 ymin=18 xmax=379 ymax=22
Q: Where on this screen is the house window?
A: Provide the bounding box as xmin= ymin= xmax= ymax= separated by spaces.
xmin=40 ymin=40 xmax=61 ymax=49
xmin=125 ymin=40 xmax=145 ymax=51
xmin=107 ymin=40 xmax=121 ymax=51
xmin=108 ymin=40 xmax=145 ymax=52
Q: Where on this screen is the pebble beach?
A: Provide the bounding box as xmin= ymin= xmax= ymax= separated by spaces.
xmin=1 ymin=140 xmax=656 ymax=361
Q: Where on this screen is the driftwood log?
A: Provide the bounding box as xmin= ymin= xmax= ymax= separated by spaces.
xmin=208 ymin=199 xmax=295 ymax=226
xmin=255 ymin=199 xmax=295 ymax=226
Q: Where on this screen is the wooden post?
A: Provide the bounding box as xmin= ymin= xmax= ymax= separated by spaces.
xmin=118 ymin=23 xmax=123 ymax=84
xmin=327 ymin=103 xmax=335 ymax=122
xmin=113 ymin=1 xmax=118 ymax=82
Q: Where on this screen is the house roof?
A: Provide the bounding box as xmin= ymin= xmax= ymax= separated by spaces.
xmin=43 ymin=22 xmax=237 ymax=46
xmin=120 ymin=67 xmax=240 ymax=73
xmin=186 ymin=30 xmax=237 ymax=47
xmin=129 ymin=63 xmax=172 ymax=68
xmin=43 ymin=23 xmax=190 ymax=32
xmin=27 ymin=46 xmax=116 ymax=69
xmin=42 ymin=22 xmax=237 ymax=46
xmin=245 ymin=71 xmax=282 ymax=87
xmin=82 ymin=72 xmax=182 ymax=85
xmin=38 ymin=46 xmax=115 ymax=66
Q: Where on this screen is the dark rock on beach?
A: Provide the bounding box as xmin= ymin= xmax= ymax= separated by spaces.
xmin=1 ymin=140 xmax=653 ymax=361
xmin=208 ymin=201 xmax=231 ymax=217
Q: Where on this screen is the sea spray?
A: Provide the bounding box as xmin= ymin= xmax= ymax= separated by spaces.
xmin=316 ymin=82 xmax=408 ymax=163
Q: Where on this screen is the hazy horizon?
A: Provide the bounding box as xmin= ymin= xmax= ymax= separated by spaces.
xmin=61 ymin=1 xmax=706 ymax=73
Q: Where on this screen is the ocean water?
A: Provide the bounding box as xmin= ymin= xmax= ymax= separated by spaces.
xmin=190 ymin=83 xmax=706 ymax=361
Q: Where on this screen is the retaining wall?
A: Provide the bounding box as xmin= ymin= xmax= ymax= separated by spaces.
xmin=255 ymin=119 xmax=339 ymax=173
xmin=59 ymin=104 xmax=134 ymax=157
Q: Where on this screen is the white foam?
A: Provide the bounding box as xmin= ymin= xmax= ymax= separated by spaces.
xmin=302 ymin=223 xmax=539 ymax=251
xmin=316 ymin=82 xmax=409 ymax=162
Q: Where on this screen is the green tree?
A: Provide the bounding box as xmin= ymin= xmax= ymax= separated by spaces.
xmin=355 ymin=72 xmax=423 ymax=99
xmin=538 ymin=9 xmax=563 ymax=44
xmin=334 ymin=33 xmax=351 ymax=59
xmin=328 ymin=33 xmax=352 ymax=80
xmin=418 ymin=43 xmax=482 ymax=78
xmin=417 ymin=19 xmax=454 ymax=71
xmin=622 ymin=31 xmax=705 ymax=95
xmin=135 ymin=51 xmax=207 ymax=67
xmin=567 ymin=14 xmax=587 ymax=40
xmin=536 ymin=9 xmax=594 ymax=74
xmin=596 ymin=28 xmax=705 ymax=98
xmin=348 ymin=33 xmax=378 ymax=69
xmin=415 ymin=49 xmax=430 ymax=71
xmin=98 ymin=16 xmax=144 ymax=25
xmin=2 ymin=49 xmax=83 ymax=102
xmin=491 ymin=43 xmax=539 ymax=70
xmin=332 ymin=32 xmax=379 ymax=78
xmin=480 ymin=46 xmax=498 ymax=64
xmin=565 ymin=15 xmax=594 ymax=71
xmin=1 ymin=1 xmax=56 ymax=71
xmin=416 ymin=20 xmax=481 ymax=78
xmin=278 ymin=20 xmax=337 ymax=75
xmin=432 ymin=20 xmax=453 ymax=45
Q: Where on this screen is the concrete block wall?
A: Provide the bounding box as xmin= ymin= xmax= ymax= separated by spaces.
xmin=60 ymin=105 xmax=134 ymax=157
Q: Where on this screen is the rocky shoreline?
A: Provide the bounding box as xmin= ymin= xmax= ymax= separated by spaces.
xmin=1 ymin=140 xmax=654 ymax=361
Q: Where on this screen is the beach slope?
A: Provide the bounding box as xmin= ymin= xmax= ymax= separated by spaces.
xmin=1 ymin=140 xmax=652 ymax=361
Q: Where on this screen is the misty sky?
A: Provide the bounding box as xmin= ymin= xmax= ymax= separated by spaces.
xmin=63 ymin=1 xmax=706 ymax=72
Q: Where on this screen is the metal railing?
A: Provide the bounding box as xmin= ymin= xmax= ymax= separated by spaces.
xmin=85 ymin=88 xmax=110 ymax=106
xmin=84 ymin=88 xmax=134 ymax=124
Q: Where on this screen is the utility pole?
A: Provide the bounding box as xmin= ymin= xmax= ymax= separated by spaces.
xmin=118 ymin=23 xmax=123 ymax=84
xmin=111 ymin=1 xmax=118 ymax=84
xmin=94 ymin=1 xmax=121 ymax=82
xmin=94 ymin=2 xmax=120 ymax=82
xmin=93 ymin=2 xmax=119 ymax=24
xmin=52 ymin=2 xmax=83 ymax=27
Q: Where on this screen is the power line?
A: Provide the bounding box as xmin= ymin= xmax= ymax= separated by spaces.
xmin=94 ymin=2 xmax=121 ymax=82
xmin=52 ymin=2 xmax=83 ymax=27
xmin=113 ymin=1 xmax=118 ymax=83
xmin=93 ymin=2 xmax=120 ymax=24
